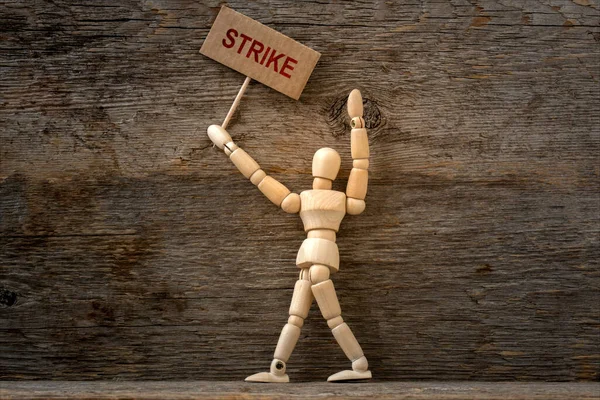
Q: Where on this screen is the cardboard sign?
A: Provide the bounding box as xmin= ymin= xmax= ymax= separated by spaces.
xmin=200 ymin=6 xmax=321 ymax=100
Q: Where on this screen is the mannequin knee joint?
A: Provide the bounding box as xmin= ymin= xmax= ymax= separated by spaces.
xmin=288 ymin=315 xmax=304 ymax=328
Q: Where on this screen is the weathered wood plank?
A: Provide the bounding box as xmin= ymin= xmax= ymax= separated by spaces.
xmin=1 ymin=381 xmax=600 ymax=400
xmin=1 ymin=0 xmax=599 ymax=382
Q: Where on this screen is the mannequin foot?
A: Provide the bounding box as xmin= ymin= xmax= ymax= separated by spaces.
xmin=327 ymin=356 xmax=371 ymax=382
xmin=245 ymin=371 xmax=289 ymax=383
xmin=245 ymin=359 xmax=289 ymax=383
xmin=327 ymin=369 xmax=372 ymax=382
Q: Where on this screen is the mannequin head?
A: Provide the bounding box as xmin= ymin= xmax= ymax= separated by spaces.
xmin=312 ymin=148 xmax=340 ymax=189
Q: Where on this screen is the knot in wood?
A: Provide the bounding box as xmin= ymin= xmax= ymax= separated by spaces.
xmin=0 ymin=288 xmax=18 ymax=307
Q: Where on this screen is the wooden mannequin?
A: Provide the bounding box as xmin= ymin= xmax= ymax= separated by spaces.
xmin=207 ymin=89 xmax=371 ymax=383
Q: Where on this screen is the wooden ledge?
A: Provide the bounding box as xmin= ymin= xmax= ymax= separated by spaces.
xmin=0 ymin=381 xmax=598 ymax=400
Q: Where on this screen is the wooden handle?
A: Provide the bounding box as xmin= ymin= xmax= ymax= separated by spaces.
xmin=222 ymin=76 xmax=251 ymax=130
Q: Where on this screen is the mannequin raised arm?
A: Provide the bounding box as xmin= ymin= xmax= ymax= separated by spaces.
xmin=345 ymin=89 xmax=370 ymax=215
xmin=207 ymin=125 xmax=301 ymax=214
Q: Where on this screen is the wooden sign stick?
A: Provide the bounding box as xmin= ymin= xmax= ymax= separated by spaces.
xmin=222 ymin=76 xmax=251 ymax=130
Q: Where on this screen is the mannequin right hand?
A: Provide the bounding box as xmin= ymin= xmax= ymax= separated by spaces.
xmin=207 ymin=125 xmax=233 ymax=149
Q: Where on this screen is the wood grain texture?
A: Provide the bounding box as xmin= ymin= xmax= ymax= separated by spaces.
xmin=1 ymin=0 xmax=599 ymax=381
xmin=1 ymin=381 xmax=600 ymax=400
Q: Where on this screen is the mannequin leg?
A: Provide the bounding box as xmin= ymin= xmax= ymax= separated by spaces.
xmin=309 ymin=264 xmax=371 ymax=382
xmin=245 ymin=269 xmax=313 ymax=382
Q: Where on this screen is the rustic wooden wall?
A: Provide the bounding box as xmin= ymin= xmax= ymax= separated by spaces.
xmin=1 ymin=0 xmax=599 ymax=382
